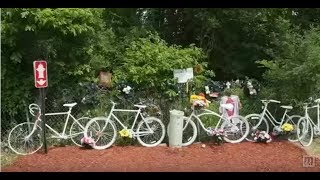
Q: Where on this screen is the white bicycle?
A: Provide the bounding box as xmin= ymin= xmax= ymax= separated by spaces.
xmin=8 ymin=103 xmax=91 ymax=155
xmin=297 ymin=98 xmax=320 ymax=147
xmin=167 ymin=104 xmax=250 ymax=146
xmin=83 ymin=101 xmax=166 ymax=150
xmin=245 ymin=99 xmax=301 ymax=142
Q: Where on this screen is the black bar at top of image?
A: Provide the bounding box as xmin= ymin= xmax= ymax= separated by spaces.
xmin=1 ymin=0 xmax=320 ymax=8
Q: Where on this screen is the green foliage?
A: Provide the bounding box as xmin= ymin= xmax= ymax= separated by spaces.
xmin=1 ymin=8 xmax=115 ymax=116
xmin=115 ymin=136 xmax=137 ymax=146
xmin=4 ymin=8 xmax=320 ymax=147
xmin=141 ymin=8 xmax=295 ymax=80
xmin=258 ymin=24 xmax=320 ymax=106
xmin=228 ymin=87 xmax=262 ymax=116
xmin=202 ymin=101 xmax=220 ymax=127
xmin=113 ymin=33 xmax=206 ymax=99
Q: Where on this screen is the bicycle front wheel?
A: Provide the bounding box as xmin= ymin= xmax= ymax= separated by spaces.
xmin=70 ymin=117 xmax=91 ymax=147
xmin=297 ymin=117 xmax=314 ymax=147
xmin=8 ymin=122 xmax=43 ymax=155
xmin=221 ymin=115 xmax=250 ymax=143
xmin=137 ymin=117 xmax=165 ymax=147
xmin=167 ymin=117 xmax=197 ymax=146
xmin=245 ymin=114 xmax=269 ymax=142
xmin=84 ymin=117 xmax=117 ymax=150
xmin=285 ymin=115 xmax=301 ymax=142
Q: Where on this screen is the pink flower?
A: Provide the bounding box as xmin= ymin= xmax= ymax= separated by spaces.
xmin=81 ymin=137 xmax=95 ymax=146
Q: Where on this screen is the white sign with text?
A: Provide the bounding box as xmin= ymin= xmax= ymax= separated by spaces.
xmin=173 ymin=68 xmax=194 ymax=83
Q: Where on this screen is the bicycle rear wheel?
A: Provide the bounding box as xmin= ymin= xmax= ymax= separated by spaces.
xmin=221 ymin=115 xmax=250 ymax=143
xmin=84 ymin=117 xmax=117 ymax=150
xmin=8 ymin=122 xmax=43 ymax=155
xmin=137 ymin=117 xmax=165 ymax=147
xmin=297 ymin=117 xmax=314 ymax=147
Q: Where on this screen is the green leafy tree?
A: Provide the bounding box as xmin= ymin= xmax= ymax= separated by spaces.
xmin=1 ymin=8 xmax=115 ymax=116
xmin=258 ymin=18 xmax=320 ymax=105
xmin=113 ymin=33 xmax=207 ymax=99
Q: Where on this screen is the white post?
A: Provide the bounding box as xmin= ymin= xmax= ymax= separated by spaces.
xmin=168 ymin=110 xmax=184 ymax=148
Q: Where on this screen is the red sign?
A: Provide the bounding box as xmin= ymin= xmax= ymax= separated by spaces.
xmin=33 ymin=61 xmax=48 ymax=88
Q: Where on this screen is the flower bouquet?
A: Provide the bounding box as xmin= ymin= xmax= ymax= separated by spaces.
xmin=80 ymin=136 xmax=95 ymax=149
xmin=119 ymin=128 xmax=133 ymax=138
xmin=281 ymin=123 xmax=294 ymax=134
xmin=117 ymin=128 xmax=134 ymax=146
xmin=190 ymin=93 xmax=210 ymax=110
xmin=122 ymin=86 xmax=132 ymax=94
xmin=279 ymin=123 xmax=294 ymax=139
xmin=207 ymin=127 xmax=226 ymax=145
xmin=253 ymin=130 xmax=272 ymax=143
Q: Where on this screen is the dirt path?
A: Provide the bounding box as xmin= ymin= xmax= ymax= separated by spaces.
xmin=2 ymin=141 xmax=320 ymax=172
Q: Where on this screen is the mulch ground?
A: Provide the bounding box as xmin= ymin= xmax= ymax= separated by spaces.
xmin=2 ymin=141 xmax=320 ymax=172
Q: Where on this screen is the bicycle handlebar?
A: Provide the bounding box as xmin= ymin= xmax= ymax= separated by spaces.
xmin=301 ymin=97 xmax=320 ymax=106
xmin=302 ymin=98 xmax=320 ymax=107
xmin=29 ymin=103 xmax=41 ymax=116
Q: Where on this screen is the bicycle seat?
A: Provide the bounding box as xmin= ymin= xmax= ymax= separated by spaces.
xmin=280 ymin=105 xmax=293 ymax=110
xmin=261 ymin=99 xmax=281 ymax=104
xmin=315 ymin=99 xmax=320 ymax=104
xmin=63 ymin=103 xmax=77 ymax=107
xmin=134 ymin=104 xmax=147 ymax=109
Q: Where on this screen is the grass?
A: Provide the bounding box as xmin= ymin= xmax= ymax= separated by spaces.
xmin=307 ymin=138 xmax=320 ymax=156
xmin=1 ymin=152 xmax=18 ymax=168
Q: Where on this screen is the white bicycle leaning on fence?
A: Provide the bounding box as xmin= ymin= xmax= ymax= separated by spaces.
xmin=83 ymin=101 xmax=166 ymax=150
xmin=8 ymin=103 xmax=91 ymax=155
xmin=167 ymin=102 xmax=250 ymax=146
xmin=297 ymin=98 xmax=320 ymax=147
xmin=245 ymin=99 xmax=301 ymax=142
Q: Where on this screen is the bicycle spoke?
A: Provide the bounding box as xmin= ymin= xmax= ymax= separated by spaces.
xmin=100 ymin=132 xmax=115 ymax=138
xmin=70 ymin=117 xmax=92 ymax=147
xmin=8 ymin=122 xmax=43 ymax=155
xmin=137 ymin=118 xmax=165 ymax=146
xmin=84 ymin=118 xmax=117 ymax=149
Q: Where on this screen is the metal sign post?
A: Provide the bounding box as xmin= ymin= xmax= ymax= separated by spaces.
xmin=33 ymin=60 xmax=48 ymax=154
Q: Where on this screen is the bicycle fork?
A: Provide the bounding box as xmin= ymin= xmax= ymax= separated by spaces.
xmin=25 ymin=116 xmax=41 ymax=140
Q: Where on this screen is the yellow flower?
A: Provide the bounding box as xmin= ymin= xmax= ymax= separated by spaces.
xmin=281 ymin=123 xmax=294 ymax=132
xmin=190 ymin=95 xmax=206 ymax=103
xmin=190 ymin=95 xmax=198 ymax=102
xmin=119 ymin=128 xmax=132 ymax=138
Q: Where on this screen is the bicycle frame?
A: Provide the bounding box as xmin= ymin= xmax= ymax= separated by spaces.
xmin=27 ymin=107 xmax=84 ymax=139
xmin=303 ymin=103 xmax=320 ymax=129
xmin=105 ymin=103 xmax=154 ymax=136
xmin=254 ymin=102 xmax=290 ymax=129
xmin=184 ymin=108 xmax=231 ymax=134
